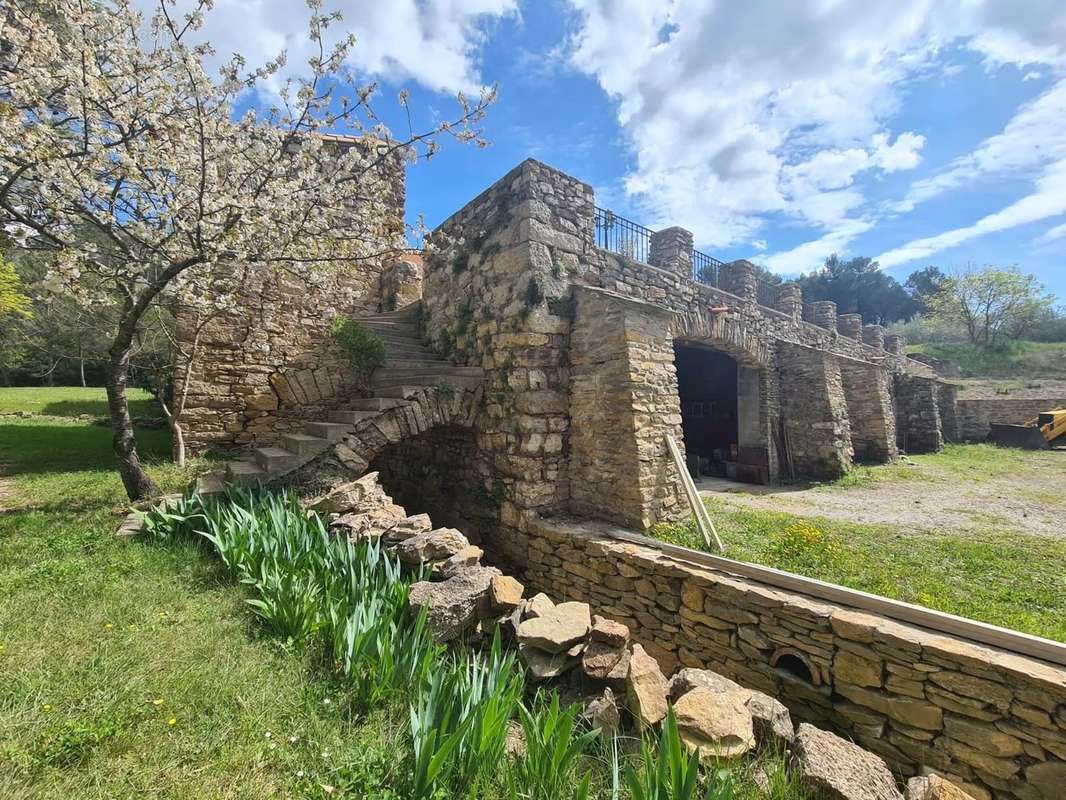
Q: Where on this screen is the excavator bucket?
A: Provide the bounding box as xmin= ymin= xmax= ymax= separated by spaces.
xmin=988 ymin=423 xmax=1051 ymax=450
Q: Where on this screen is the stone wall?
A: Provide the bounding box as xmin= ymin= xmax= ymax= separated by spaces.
xmin=777 ymin=343 xmax=854 ymax=479
xmin=841 ymin=358 xmax=899 ymax=463
xmin=895 ymin=375 xmax=945 ymax=453
xmin=569 ymin=286 xmax=686 ymax=529
xmin=956 ymin=398 xmax=1066 ymax=442
xmin=522 ymin=517 xmax=1066 ymax=800
xmin=175 ymin=139 xmax=408 ymax=454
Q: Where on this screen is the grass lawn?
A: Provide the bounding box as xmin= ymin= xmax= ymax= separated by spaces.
xmin=0 ymin=386 xmax=160 ymax=418
xmin=1 ymin=389 xmax=805 ymax=799
xmin=654 ymin=446 xmax=1066 ymax=643
xmin=0 ymin=392 xmax=411 ymax=799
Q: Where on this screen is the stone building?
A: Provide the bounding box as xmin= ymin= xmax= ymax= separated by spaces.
xmin=181 ymin=157 xmax=1066 ymax=800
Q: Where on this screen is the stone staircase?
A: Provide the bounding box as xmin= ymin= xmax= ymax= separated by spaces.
xmin=201 ymin=302 xmax=482 ymax=492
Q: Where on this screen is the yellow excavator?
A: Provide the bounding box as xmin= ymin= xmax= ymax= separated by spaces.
xmin=988 ymin=408 xmax=1066 ymax=450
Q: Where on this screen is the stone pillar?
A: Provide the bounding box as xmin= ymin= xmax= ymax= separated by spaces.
xmin=937 ymin=382 xmax=960 ymax=443
xmin=775 ymin=283 xmax=803 ymax=321
xmin=810 ymin=301 xmax=837 ymax=331
xmin=569 ymin=286 xmax=686 ymax=529
xmin=894 ymin=375 xmax=943 ymax=453
xmin=720 ymin=259 xmax=758 ymax=302
xmin=777 ymin=343 xmax=853 ymax=479
xmin=380 ymin=253 xmax=423 ymax=310
xmin=737 ymin=366 xmax=771 ymax=483
xmin=649 ymin=226 xmax=694 ymax=276
xmin=840 ymin=360 xmax=898 ymax=463
xmin=862 ymin=324 xmax=885 ymax=350
xmin=837 ymin=314 xmax=863 ymax=340
xmin=884 ymin=333 xmax=906 ymax=355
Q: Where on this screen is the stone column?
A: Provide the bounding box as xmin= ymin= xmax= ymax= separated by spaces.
xmin=837 ymin=314 xmax=863 ymax=340
xmin=720 ymin=260 xmax=758 ymax=303
xmin=862 ymin=324 xmax=885 ymax=350
xmin=777 ymin=343 xmax=853 ymax=480
xmin=936 ymin=382 xmax=960 ymax=443
xmin=884 ymin=333 xmax=906 ymax=355
xmin=775 ymin=283 xmax=803 ymax=321
xmin=810 ymin=301 xmax=838 ymax=331
xmin=569 ymin=286 xmax=686 ymax=530
xmin=649 ymin=226 xmax=694 ymax=277
xmin=840 ymin=360 xmax=898 ymax=463
xmin=894 ymin=375 xmax=943 ymax=453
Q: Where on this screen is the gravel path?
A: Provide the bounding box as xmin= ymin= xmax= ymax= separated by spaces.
xmin=696 ymin=450 xmax=1066 ymax=539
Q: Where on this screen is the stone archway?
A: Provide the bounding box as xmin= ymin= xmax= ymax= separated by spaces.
xmin=671 ymin=307 xmax=770 ymax=368
xmin=332 ymin=384 xmax=484 ymax=475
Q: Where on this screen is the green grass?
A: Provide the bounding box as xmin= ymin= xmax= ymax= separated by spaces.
xmin=0 ymin=386 xmax=160 ymax=418
xmin=653 ymin=501 xmax=1066 ymax=642
xmin=832 ymin=442 xmax=1055 ymax=489
xmin=907 ymin=340 xmax=1066 ymax=378
xmin=0 ymin=389 xmax=809 ymax=799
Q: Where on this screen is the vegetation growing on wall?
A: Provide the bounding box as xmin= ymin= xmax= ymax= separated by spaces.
xmin=329 ymin=316 xmax=387 ymax=380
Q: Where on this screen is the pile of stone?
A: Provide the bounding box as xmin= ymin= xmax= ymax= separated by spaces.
xmin=305 ymin=473 xmax=981 ymax=800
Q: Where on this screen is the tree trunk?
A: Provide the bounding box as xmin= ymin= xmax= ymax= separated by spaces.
xmin=79 ymin=342 xmax=87 ymax=387
xmin=106 ymin=332 xmax=158 ymax=501
xmin=171 ymin=418 xmax=186 ymax=468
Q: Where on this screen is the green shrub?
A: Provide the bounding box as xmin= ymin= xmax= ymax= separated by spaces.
xmin=625 ymin=709 xmax=738 ymax=800
xmin=330 ymin=316 xmax=387 ymax=379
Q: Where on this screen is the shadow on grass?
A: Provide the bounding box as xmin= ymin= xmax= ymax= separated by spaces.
xmin=38 ymin=398 xmax=160 ymax=418
xmin=0 ymin=421 xmax=171 ymax=476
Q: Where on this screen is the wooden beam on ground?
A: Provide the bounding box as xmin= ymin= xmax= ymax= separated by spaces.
xmin=666 ymin=434 xmax=726 ymax=554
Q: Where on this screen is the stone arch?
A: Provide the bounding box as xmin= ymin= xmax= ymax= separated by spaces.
xmin=671 ymin=307 xmax=770 ymax=367
xmin=332 ymin=384 xmax=483 ymax=475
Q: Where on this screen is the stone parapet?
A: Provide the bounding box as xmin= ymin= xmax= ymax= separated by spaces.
xmin=885 ymin=334 xmax=906 ymax=355
xmin=649 ymin=227 xmax=694 ymax=276
xmin=775 ymin=283 xmax=803 ymax=320
xmin=521 ymin=516 xmax=1066 ymax=800
xmin=720 ymin=260 xmax=759 ymax=303
xmin=863 ymin=324 xmax=886 ymax=349
xmin=837 ymin=313 xmax=863 ymax=340
xmin=810 ymin=301 xmax=838 ymax=331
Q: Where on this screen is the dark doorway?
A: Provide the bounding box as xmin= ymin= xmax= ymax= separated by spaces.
xmin=674 ymin=343 xmax=740 ymax=479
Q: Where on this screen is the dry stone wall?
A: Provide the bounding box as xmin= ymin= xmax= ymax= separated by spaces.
xmin=956 ymin=398 xmax=1066 ymax=442
xmin=522 ymin=516 xmax=1066 ymax=800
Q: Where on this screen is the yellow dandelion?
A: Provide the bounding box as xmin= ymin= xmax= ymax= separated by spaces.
xmin=167 ymin=718 xmax=176 ymax=726
xmin=104 ymin=623 xmax=113 ymax=630
xmin=42 ymin=703 xmax=52 ymax=711
xmin=152 ymin=698 xmax=165 ymax=706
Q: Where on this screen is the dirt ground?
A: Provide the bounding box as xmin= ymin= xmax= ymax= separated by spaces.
xmin=696 ymin=446 xmax=1066 ymax=539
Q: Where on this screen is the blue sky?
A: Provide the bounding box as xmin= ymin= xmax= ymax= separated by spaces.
xmin=184 ymin=0 xmax=1066 ymax=288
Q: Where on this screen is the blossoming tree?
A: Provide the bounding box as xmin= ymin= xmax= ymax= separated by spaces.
xmin=0 ymin=0 xmax=494 ymax=499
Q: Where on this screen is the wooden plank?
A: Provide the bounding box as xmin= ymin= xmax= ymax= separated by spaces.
xmin=605 ymin=527 xmax=1066 ymax=668
xmin=666 ymin=434 xmax=725 ymax=553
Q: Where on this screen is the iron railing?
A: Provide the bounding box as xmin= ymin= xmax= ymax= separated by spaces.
xmin=692 ymin=248 xmax=725 ymax=287
xmin=594 ymin=206 xmax=653 ymax=264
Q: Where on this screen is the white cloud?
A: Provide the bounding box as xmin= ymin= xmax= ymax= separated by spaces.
xmin=877 ymin=161 xmax=1066 ymax=267
xmin=761 ymin=219 xmax=876 ymax=274
xmin=563 ymin=0 xmax=1066 ymax=270
xmin=894 ymin=79 xmax=1066 ymax=213
xmin=137 ymin=0 xmax=517 ymax=95
xmin=751 ymin=239 xmax=768 ymax=251
xmin=1034 ymin=220 xmax=1066 ymax=246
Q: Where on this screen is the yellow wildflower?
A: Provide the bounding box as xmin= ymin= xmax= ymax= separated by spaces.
xmin=167 ymin=718 xmax=176 ymax=726
xmin=152 ymin=698 xmax=165 ymax=706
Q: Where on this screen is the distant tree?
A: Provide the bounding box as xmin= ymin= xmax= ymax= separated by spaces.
xmin=904 ymin=266 xmax=947 ymax=314
xmin=0 ymin=0 xmax=494 ymax=499
xmin=0 ymin=254 xmax=31 ymax=318
xmin=929 ymin=266 xmax=1055 ymax=348
xmin=798 ymin=254 xmax=918 ymax=324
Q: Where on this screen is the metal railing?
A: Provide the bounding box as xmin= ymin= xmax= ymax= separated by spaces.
xmin=594 ymin=206 xmax=652 ymax=265
xmin=692 ymin=248 xmax=725 ymax=287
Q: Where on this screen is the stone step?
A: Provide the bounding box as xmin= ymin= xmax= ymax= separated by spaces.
xmin=327 ymin=409 xmax=381 ymax=425
xmin=280 ymin=432 xmax=330 ymax=457
xmin=303 ymin=421 xmax=351 ymax=442
xmin=374 ymin=385 xmax=424 ymax=399
xmin=196 ymin=472 xmax=226 ymax=496
xmin=350 ymin=398 xmax=410 ymax=411
xmin=226 ymin=460 xmax=266 ymax=484
xmin=375 ymin=365 xmax=483 ymax=378
xmin=385 ymin=360 xmax=454 ymax=370
xmin=253 ymin=446 xmax=300 ymax=473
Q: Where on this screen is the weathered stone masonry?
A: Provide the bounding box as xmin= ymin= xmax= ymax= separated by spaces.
xmin=524 ymin=517 xmax=1066 ymax=800
xmin=175 ymin=142 xmax=410 ymax=454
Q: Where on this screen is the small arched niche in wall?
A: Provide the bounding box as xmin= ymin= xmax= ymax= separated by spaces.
xmin=770 ymin=647 xmax=820 ymax=687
